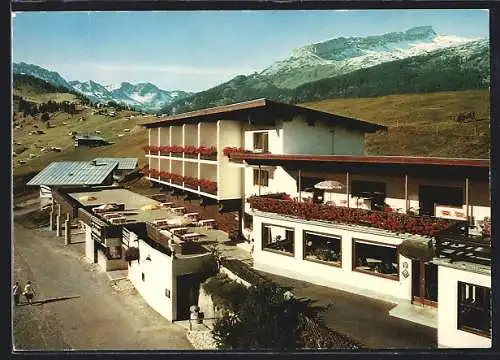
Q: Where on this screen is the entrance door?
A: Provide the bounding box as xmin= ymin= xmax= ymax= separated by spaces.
xmin=412 ymin=260 xmax=438 ymax=307
xmin=176 ymin=273 xmax=201 ymax=320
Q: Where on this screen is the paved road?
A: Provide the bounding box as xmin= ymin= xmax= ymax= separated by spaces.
xmin=12 ymin=220 xmax=194 ymax=351
xmin=259 ymin=272 xmax=437 ymax=349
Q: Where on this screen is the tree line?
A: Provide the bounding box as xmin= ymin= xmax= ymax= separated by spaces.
xmin=15 ymin=97 xmax=78 ymax=117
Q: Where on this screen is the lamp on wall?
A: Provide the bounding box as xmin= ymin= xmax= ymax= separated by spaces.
xmin=145 ymin=255 xmax=152 ymax=261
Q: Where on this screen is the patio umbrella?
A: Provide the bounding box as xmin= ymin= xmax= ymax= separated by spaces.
xmin=94 ymin=203 xmax=118 ymax=211
xmin=314 ymin=180 xmax=344 ymax=203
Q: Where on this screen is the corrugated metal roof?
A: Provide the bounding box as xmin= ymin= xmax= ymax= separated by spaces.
xmin=26 ymin=161 xmax=118 ymax=186
xmin=92 ymin=157 xmax=138 ymax=170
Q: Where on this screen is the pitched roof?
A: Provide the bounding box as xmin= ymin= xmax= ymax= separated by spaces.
xmin=138 ymin=98 xmax=386 ymax=133
xmin=26 ymin=161 xmax=118 ymax=186
xmin=92 ymin=157 xmax=138 ymax=170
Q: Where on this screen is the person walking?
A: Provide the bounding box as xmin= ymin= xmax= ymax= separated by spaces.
xmin=23 ymin=280 xmax=36 ymax=305
xmin=12 ymin=281 xmax=21 ymax=306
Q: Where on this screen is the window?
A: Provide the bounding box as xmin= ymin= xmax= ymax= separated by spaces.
xmin=253 ymin=169 xmax=269 ymax=187
xmin=142 ymin=272 xmax=145 ymax=282
xmin=458 ymin=282 xmax=491 ymax=338
xmin=262 ymin=224 xmax=294 ymax=256
xmin=303 ymin=231 xmax=341 ymax=267
xmin=253 ymin=132 xmax=269 ymax=152
xmin=352 ymin=239 xmax=398 ymax=280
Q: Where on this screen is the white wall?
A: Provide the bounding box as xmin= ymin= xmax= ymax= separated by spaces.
xmin=333 ymin=127 xmax=365 ymax=155
xmin=282 ymin=116 xmax=335 ymax=155
xmin=217 ymin=120 xmax=244 ymax=199
xmin=243 ymin=124 xmax=283 ymax=154
xmin=252 ymin=213 xmax=413 ymax=301
xmin=437 ymin=265 xmax=491 ymax=348
xmin=84 ymin=224 xmax=94 ymax=263
xmin=245 ymin=166 xmax=297 ymax=199
xmin=128 ymin=238 xmax=175 ymax=321
xmin=200 ymin=122 xmax=217 ymax=148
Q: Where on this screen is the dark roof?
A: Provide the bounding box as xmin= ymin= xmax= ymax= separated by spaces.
xmin=92 ymin=157 xmax=138 ymax=170
xmin=230 ymin=153 xmax=490 ymax=181
xmin=74 ymin=134 xmax=107 ymax=141
xmin=26 ymin=161 xmax=118 ymax=186
xmin=139 ymin=98 xmax=386 ymax=133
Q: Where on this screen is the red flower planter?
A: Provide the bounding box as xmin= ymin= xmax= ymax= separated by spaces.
xmin=248 ymin=195 xmax=454 ymax=237
xmin=223 ymin=146 xmax=249 ymax=156
xmin=183 ymin=176 xmax=199 ymax=189
xmin=199 ymin=179 xmax=217 ymax=195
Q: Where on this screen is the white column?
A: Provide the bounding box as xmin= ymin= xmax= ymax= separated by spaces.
xmin=298 ymin=169 xmax=302 ymax=202
xmin=346 ymin=172 xmax=350 ymax=208
xmin=465 ymin=177 xmax=470 ymax=224
xmin=405 ymin=174 xmax=409 ymax=213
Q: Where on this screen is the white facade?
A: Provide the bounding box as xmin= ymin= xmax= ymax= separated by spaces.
xmin=251 ymin=211 xmax=415 ymax=301
xmin=436 ymin=263 xmax=491 ymax=348
xmin=126 ymin=231 xmax=211 ymax=322
xmin=146 ymin=113 xmax=363 ymax=202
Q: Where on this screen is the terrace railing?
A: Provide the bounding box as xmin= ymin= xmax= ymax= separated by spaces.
xmin=435 ymin=221 xmax=491 ymax=266
xmin=247 ymin=194 xmax=456 ymax=238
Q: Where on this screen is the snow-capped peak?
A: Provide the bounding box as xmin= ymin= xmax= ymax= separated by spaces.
xmin=261 ymin=26 xmax=482 ymax=79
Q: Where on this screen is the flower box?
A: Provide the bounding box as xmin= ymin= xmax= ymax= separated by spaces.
xmin=198 ymin=146 xmax=217 ymax=160
xmin=223 ymin=146 xmax=251 ymax=157
xmin=247 ymin=195 xmax=455 ymax=237
xmin=170 ymin=173 xmax=183 ymax=185
xmin=199 ymin=179 xmax=217 ymax=195
xmin=183 ymin=176 xmax=199 ymax=190
xmin=159 ymin=146 xmax=170 ymax=156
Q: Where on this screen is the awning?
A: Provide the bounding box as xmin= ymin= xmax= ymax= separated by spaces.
xmin=398 ymin=239 xmax=435 ymax=261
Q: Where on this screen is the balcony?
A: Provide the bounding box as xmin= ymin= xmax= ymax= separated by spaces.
xmin=247 ymin=193 xmax=457 ymax=238
xmin=143 ymin=145 xmax=217 ymax=162
xmin=147 ymin=168 xmax=218 ymax=198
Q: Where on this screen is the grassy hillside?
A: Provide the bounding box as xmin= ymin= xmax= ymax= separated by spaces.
xmin=301 ymin=89 xmax=490 ymax=158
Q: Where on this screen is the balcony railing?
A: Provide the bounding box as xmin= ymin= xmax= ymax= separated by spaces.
xmin=435 ymin=221 xmax=491 ymax=266
xmin=146 ymin=168 xmax=218 ymax=195
xmin=142 ymin=145 xmax=217 ymax=161
xmin=247 ymin=193 xmax=456 ymax=238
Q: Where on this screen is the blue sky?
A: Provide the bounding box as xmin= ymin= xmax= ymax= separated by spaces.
xmin=12 ymin=9 xmax=489 ymax=92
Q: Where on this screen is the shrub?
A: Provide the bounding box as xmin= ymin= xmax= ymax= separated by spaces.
xmin=41 ymin=112 xmax=50 ymax=121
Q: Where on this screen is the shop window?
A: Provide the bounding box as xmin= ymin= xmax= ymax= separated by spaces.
xmin=253 ymin=169 xmax=269 ymax=187
xmin=458 ymin=282 xmax=491 ymax=338
xmin=253 ymin=132 xmax=269 ymax=153
xmin=303 ymin=231 xmax=341 ymax=266
xmin=262 ymin=224 xmax=294 ymax=256
xmin=352 ymin=239 xmax=398 ymax=280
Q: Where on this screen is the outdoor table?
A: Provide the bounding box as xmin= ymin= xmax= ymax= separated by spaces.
xmin=171 ymin=207 xmax=186 ymax=215
xmin=198 ymin=219 xmax=217 ymax=228
xmin=181 ymin=233 xmax=202 ymax=242
xmin=171 ymin=227 xmax=189 ymax=236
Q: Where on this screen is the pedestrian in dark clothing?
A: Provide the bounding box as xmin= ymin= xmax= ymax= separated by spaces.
xmin=13 ymin=282 xmax=21 ymax=306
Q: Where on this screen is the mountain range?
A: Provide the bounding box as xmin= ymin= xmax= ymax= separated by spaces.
xmin=12 ymin=26 xmax=489 ymax=114
xmin=12 ymin=62 xmax=192 ymax=112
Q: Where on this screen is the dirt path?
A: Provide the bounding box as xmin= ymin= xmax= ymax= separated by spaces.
xmin=12 ymin=221 xmax=194 ymax=351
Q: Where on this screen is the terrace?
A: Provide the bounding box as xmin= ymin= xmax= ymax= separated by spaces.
xmin=248 ymin=193 xmax=491 ymax=268
xmin=434 ymin=221 xmax=491 ymax=267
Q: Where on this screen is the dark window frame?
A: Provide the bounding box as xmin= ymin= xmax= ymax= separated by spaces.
xmin=352 ymin=238 xmax=399 ymax=281
xmin=253 ymin=132 xmax=269 ymax=152
xmin=303 ymin=231 xmax=342 ymax=268
xmin=457 ymin=281 xmax=491 ymax=338
xmin=253 ymin=169 xmax=269 ymax=187
xmin=261 ymin=223 xmax=295 ymax=257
